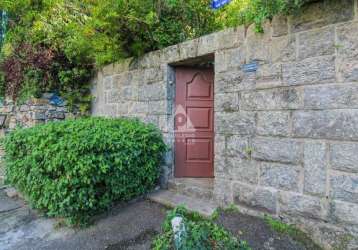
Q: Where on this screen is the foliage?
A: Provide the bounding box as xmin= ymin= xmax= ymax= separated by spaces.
xmin=216 ymin=0 xmax=310 ymax=32
xmin=0 ymin=0 xmax=218 ymax=111
xmin=4 ymin=117 xmax=167 ymax=225
xmin=265 ymin=216 xmax=323 ymax=250
xmin=152 ymin=206 xmax=251 ymax=250
xmin=0 ymin=0 xmax=310 ymax=110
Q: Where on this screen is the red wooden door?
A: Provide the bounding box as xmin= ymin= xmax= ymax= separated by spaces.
xmin=175 ymin=67 xmax=214 ymax=178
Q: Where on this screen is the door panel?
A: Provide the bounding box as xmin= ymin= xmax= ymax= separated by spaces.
xmin=175 ymin=67 xmax=214 ymax=178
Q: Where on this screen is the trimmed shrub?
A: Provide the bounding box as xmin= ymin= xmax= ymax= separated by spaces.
xmin=4 ymin=117 xmax=166 ymax=224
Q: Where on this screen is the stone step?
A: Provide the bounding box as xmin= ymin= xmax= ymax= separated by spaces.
xmin=167 ymin=178 xmax=214 ymax=201
xmin=148 ymin=190 xmax=217 ymax=217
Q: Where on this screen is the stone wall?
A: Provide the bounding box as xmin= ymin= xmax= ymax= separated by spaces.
xmin=91 ymin=0 xmax=358 ymax=248
xmin=0 ymin=95 xmax=77 ymax=186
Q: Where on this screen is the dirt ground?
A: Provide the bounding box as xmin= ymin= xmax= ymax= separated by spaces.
xmin=216 ymin=210 xmax=321 ymax=250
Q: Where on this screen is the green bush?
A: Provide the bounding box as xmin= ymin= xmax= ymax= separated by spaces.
xmin=152 ymin=206 xmax=251 ymax=250
xmin=4 ymin=117 xmax=167 ymax=225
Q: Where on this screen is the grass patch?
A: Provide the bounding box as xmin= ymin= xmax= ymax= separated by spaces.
xmin=265 ymin=216 xmax=323 ymax=250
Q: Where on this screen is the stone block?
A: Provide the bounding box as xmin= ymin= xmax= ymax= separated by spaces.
xmin=292 ymin=110 xmax=358 ymax=140
xmin=106 ymin=91 xmax=121 ymax=104
xmin=255 ymin=63 xmax=283 ymax=89
xmin=290 ymin=0 xmax=354 ymax=33
xmin=117 ymin=102 xmax=129 ymax=115
xmin=330 ymin=173 xmax=358 ymax=204
xmin=259 ymin=162 xmax=300 ymax=191
xmin=148 ymin=100 xmax=167 ymax=115
xmin=215 ymin=111 xmax=256 ymax=135
xmin=227 ymin=157 xmax=258 ymax=184
xmin=33 ymin=111 xmax=46 ymax=120
xmin=198 ymin=27 xmax=242 ymax=56
xmin=257 ymin=111 xmax=290 ymax=136
xmin=19 ymin=105 xmax=30 ymax=112
xmin=245 ymin=22 xmax=272 ymax=62
xmin=137 ymin=50 xmax=163 ymax=69
xmin=279 ymin=192 xmax=328 ymax=220
xmin=336 ymin=21 xmax=358 ymax=59
xmin=138 ymin=83 xmax=166 ymax=101
xmin=129 ymin=102 xmax=148 ymax=114
xmin=113 ymin=72 xmax=132 ymax=88
xmin=215 ymin=156 xmax=230 ymax=177
xmin=331 ymin=200 xmax=358 ymax=225
xmin=215 ymin=92 xmax=239 ymax=112
xmin=179 ymin=39 xmax=199 ymax=60
xmin=330 ymin=143 xmax=358 ymax=173
xmin=102 ymin=64 xmax=114 ymax=76
xmin=272 ymin=15 xmax=288 ymax=37
xmin=240 ymin=87 xmax=302 ymax=111
xmin=337 ymin=58 xmax=358 ymax=82
xmin=272 ymin=35 xmax=296 ymax=63
xmin=213 ymin=178 xmax=233 ymax=205
xmin=303 ymin=142 xmax=327 ymax=197
xmin=144 ymin=67 xmax=164 ymax=83
xmin=282 ymin=56 xmax=336 ymax=86
xmin=298 ymin=26 xmax=335 ymax=59
xmin=304 ymin=84 xmax=358 ymax=109
xmin=102 ymin=104 xmax=117 ymax=117
xmin=252 ymin=138 xmax=302 ymax=164
xmin=215 ymin=70 xmax=253 ymax=93
xmin=233 ymin=182 xmax=277 ymax=213
xmin=103 ymin=76 xmax=113 ymax=90
xmin=48 ymin=111 xmax=65 ymax=120
xmin=214 ymin=134 xmax=226 ymax=157
xmin=162 ymin=45 xmax=180 ymax=63
xmin=226 ymin=135 xmax=250 ymax=158
xmin=215 ymin=47 xmax=246 ymax=73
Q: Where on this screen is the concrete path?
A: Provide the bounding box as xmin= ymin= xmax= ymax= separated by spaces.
xmin=0 ymin=189 xmax=167 ymax=250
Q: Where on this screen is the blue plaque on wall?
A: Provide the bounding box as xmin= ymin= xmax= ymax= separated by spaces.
xmin=212 ymin=0 xmax=232 ymax=9
xmin=242 ymin=61 xmax=259 ymax=73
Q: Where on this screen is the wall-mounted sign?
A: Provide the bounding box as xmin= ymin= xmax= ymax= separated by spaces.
xmin=212 ymin=0 xmax=232 ymax=9
xmin=242 ymin=61 xmax=259 ymax=73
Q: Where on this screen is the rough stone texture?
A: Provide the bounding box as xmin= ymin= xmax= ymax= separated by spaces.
xmin=331 ymin=200 xmax=358 ymax=225
xmin=292 ymin=110 xmax=358 ymax=140
xmin=279 ymin=192 xmax=328 ymax=220
xmin=256 ymin=111 xmax=290 ymax=136
xmin=0 ymin=95 xmax=77 ymax=135
xmin=252 ymin=138 xmax=302 ymax=164
xmin=289 ymin=0 xmax=354 ymax=33
xmin=330 ymin=173 xmax=358 ymax=204
xmin=215 ymin=112 xmax=256 ymax=135
xmin=282 ymin=56 xmax=336 ymax=86
xmin=298 ymin=26 xmax=335 ymax=59
xmin=240 ymin=87 xmax=302 ymax=111
xmin=233 ymin=182 xmax=277 ymax=213
xmin=330 ymin=143 xmax=358 ymax=173
xmin=91 ymin=2 xmax=358 ymax=247
xmin=304 ymin=84 xmax=358 ymax=109
xmin=227 ymin=157 xmax=258 ymax=184
xmin=303 ymin=142 xmax=327 ymax=197
xmin=259 ymin=162 xmax=300 ymax=192
xmin=226 ymin=135 xmax=250 ymax=158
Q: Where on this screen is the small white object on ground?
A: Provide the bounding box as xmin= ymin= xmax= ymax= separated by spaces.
xmin=5 ymin=187 xmax=18 ymax=198
xmin=171 ymin=216 xmax=186 ymax=249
